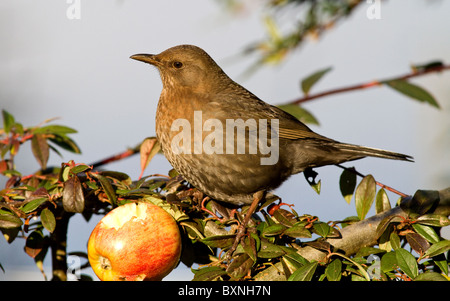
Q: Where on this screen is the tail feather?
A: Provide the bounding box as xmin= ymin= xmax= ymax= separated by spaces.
xmin=336 ymin=143 xmax=414 ymax=162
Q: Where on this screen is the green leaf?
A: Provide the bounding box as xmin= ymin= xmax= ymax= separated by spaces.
xmin=389 ymin=232 xmax=401 ymax=250
xmin=395 ymin=249 xmax=418 ymax=279
xmin=424 ymin=240 xmax=450 ymax=258
xmin=304 ymin=168 xmax=321 ymax=194
xmin=381 ymin=251 xmax=397 ymax=273
xmin=325 ymin=259 xmax=342 ymax=281
xmin=91 ymin=173 xmax=117 ymax=206
xmin=277 ymin=104 xmax=319 ymax=125
xmin=226 ymin=253 xmax=254 ymax=279
xmin=288 ymin=261 xmax=318 ymax=281
xmin=258 ymin=239 xmax=287 ymax=259
xmin=355 ymin=175 xmax=376 ymax=220
xmin=262 ymin=223 xmax=287 ymax=237
xmin=31 ymin=134 xmax=49 ymax=170
xmin=416 ymin=214 xmax=450 ymax=227
xmin=33 ymin=125 xmax=77 ymax=135
xmin=375 ymin=188 xmax=391 ymax=213
xmin=201 ymin=234 xmax=236 ymax=249
xmin=282 ymin=253 xmax=309 ymax=277
xmin=0 ymin=213 xmax=23 ymax=229
xmin=192 ymin=266 xmax=227 ymax=281
xmin=412 ymin=223 xmax=440 ymax=244
xmin=20 ymin=197 xmax=48 ymax=213
xmin=414 ymin=271 xmax=448 ymax=281
xmin=40 ymin=208 xmax=56 ymax=233
xmin=69 ymin=164 xmax=92 ymax=175
xmin=312 ymin=222 xmax=331 ymax=238
xmin=301 ymin=67 xmax=332 ymax=95
xmin=2 ymin=110 xmax=15 ymax=134
xmin=384 ymin=79 xmax=440 ymax=108
xmin=284 ymin=222 xmax=312 ymax=238
xmin=339 ymin=167 xmax=357 ymax=204
xmin=48 ymin=135 xmax=81 ymax=154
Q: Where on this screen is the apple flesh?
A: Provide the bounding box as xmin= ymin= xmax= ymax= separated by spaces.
xmin=88 ymin=201 xmax=182 ymax=281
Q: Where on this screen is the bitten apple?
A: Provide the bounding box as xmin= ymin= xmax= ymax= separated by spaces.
xmin=87 ymin=201 xmax=182 ymax=281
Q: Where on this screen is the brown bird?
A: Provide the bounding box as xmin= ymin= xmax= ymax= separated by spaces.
xmin=131 ymin=45 xmax=412 ymax=254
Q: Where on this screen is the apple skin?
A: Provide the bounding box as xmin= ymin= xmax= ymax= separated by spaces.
xmin=87 ymin=201 xmax=182 ymax=281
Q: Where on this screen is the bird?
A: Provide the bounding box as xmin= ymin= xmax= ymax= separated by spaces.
xmin=130 ymin=44 xmax=412 ymax=255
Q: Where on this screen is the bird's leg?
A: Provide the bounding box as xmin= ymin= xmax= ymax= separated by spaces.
xmin=226 ymin=190 xmax=264 ymax=260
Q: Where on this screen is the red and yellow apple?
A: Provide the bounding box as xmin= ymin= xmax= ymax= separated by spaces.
xmin=87 ymin=201 xmax=182 ymax=281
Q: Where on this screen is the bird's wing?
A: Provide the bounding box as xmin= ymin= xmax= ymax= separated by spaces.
xmin=204 ymin=87 xmax=333 ymax=142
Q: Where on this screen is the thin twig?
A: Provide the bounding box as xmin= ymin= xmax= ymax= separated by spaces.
xmin=288 ymin=64 xmax=450 ymax=105
xmin=335 ymin=163 xmax=409 ymax=197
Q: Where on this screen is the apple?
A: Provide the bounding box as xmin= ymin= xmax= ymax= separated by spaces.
xmin=87 ymin=201 xmax=182 ymax=281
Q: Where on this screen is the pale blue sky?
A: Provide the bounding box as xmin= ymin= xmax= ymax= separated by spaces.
xmin=1 ymin=0 xmax=449 ymax=280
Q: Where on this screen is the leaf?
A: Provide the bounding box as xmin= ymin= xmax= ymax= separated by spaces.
xmin=262 ymin=223 xmax=287 ymax=237
xmin=277 ymin=104 xmax=319 ymax=125
xmin=139 ymin=137 xmax=161 ymax=178
xmin=201 ymin=234 xmax=236 ymax=249
xmin=284 ymin=222 xmax=312 ymax=238
xmin=31 ymin=134 xmax=49 ymax=170
xmin=282 ymin=253 xmax=309 ymax=278
xmin=48 ymin=134 xmax=81 ymax=154
xmin=395 ymin=248 xmax=418 ymax=279
xmin=411 ymin=61 xmax=443 ymax=72
xmin=0 ymin=213 xmax=23 ymax=229
xmin=192 ymin=266 xmax=227 ymax=281
xmin=412 ymin=223 xmax=440 ymax=244
xmin=339 ymin=167 xmax=357 ymax=204
xmin=406 ymin=232 xmax=430 ymax=255
xmin=303 ymin=168 xmax=321 ymax=194
xmin=20 ymin=197 xmax=48 ymax=213
xmin=2 ymin=110 xmax=15 ymax=134
xmin=258 ymin=239 xmax=287 ymax=259
xmin=62 ymin=176 xmax=85 ymax=213
xmin=70 ymin=164 xmax=91 ymax=175
xmin=91 ymin=173 xmax=117 ymax=206
xmin=288 ymin=261 xmax=318 ymax=281
xmin=416 ymin=214 xmax=450 ymax=227
xmin=272 ymin=208 xmax=296 ymax=227
xmin=380 ymin=251 xmax=397 ymax=273
xmin=325 ymin=259 xmax=342 ymax=281
xmin=384 ymin=79 xmax=440 ymax=108
xmin=226 ymin=253 xmax=254 ymax=279
xmin=390 ymin=232 xmax=401 ymax=250
xmin=24 ymin=231 xmax=45 ymax=259
xmin=301 ymin=67 xmax=332 ymax=95
xmin=375 ymin=188 xmax=391 ymax=213
xmin=414 ymin=272 xmax=448 ymax=281
xmin=355 ymin=175 xmax=376 ymax=220
xmin=424 ymin=240 xmax=450 ymax=258
xmin=33 ymin=125 xmax=77 ymax=135
xmin=401 ymin=189 xmax=440 ymax=216
xmin=312 ymin=222 xmax=331 ymax=238
xmin=40 ymin=209 xmax=56 ymax=233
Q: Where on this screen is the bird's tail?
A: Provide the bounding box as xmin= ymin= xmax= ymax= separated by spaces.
xmin=335 ymin=142 xmax=414 ymax=162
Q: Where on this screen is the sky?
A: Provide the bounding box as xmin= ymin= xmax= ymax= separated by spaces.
xmin=1 ymin=0 xmax=449 ymax=281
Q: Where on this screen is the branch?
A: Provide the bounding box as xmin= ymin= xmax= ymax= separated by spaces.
xmin=336 ymin=164 xmax=409 ymax=197
xmin=287 ymin=64 xmax=450 ymax=105
xmin=298 ymin=187 xmax=450 ymax=262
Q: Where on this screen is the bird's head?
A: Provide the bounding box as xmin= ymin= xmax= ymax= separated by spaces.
xmin=131 ymin=45 xmax=229 ymax=92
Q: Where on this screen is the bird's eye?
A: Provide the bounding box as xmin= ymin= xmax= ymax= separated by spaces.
xmin=173 ymin=61 xmax=183 ymax=69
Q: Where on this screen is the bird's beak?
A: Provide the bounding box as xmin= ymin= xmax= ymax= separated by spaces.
xmin=130 ymin=54 xmax=161 ymax=66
